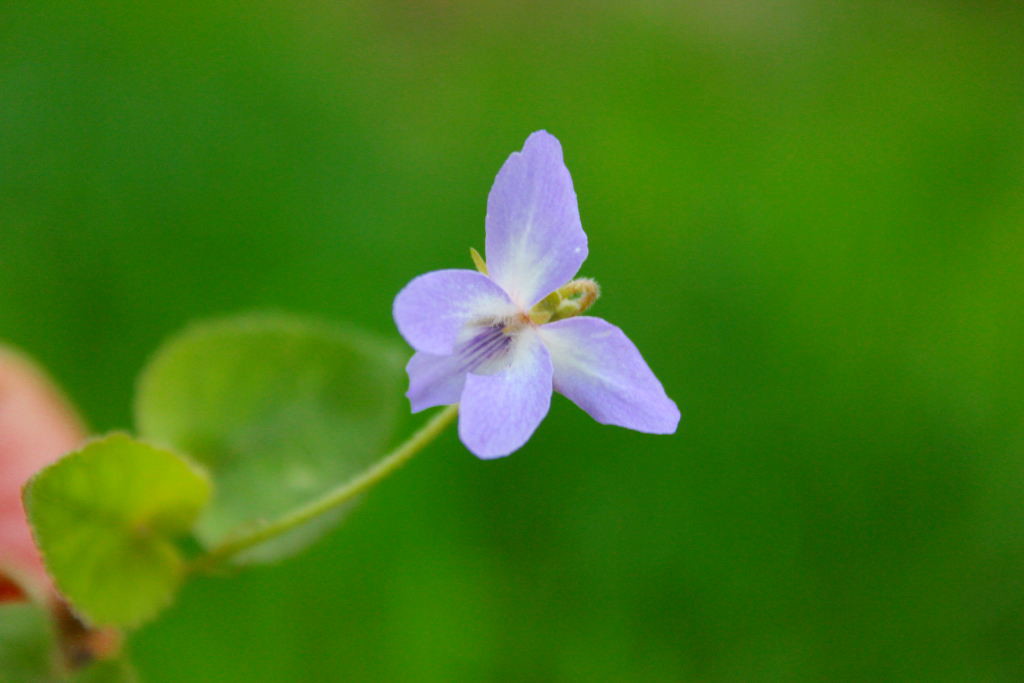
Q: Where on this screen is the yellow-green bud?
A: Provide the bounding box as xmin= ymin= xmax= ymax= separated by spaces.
xmin=528 ymin=290 xmax=562 ymax=324
xmin=530 ymin=278 xmax=600 ymax=323
xmin=469 ymin=247 xmax=488 ymax=275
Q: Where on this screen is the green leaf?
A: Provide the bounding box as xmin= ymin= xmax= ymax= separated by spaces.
xmin=0 ymin=603 xmax=57 ymax=682
xmin=23 ymin=435 xmax=211 ymax=628
xmin=134 ymin=314 xmax=404 ymax=563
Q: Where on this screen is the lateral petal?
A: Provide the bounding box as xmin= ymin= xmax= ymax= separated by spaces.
xmin=393 ymin=269 xmax=517 ymax=355
xmin=540 ymin=317 xmax=679 ymax=434
xmin=405 ymin=352 xmax=468 ymax=413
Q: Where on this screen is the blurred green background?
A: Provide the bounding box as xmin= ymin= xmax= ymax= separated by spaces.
xmin=3 ymin=0 xmax=1024 ymax=680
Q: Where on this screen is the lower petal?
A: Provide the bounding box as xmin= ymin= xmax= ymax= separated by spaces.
xmin=540 ymin=317 xmax=679 ymax=434
xmin=458 ymin=330 xmax=553 ymax=459
xmin=405 ymin=352 xmax=467 ymax=413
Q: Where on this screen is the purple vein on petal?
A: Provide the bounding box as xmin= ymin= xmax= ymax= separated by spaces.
xmin=455 ymin=324 xmax=512 ymax=374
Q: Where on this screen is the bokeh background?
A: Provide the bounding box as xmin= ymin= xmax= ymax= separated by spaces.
xmin=3 ymin=1 xmax=1024 ymax=680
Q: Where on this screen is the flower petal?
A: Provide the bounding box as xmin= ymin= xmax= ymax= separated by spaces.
xmin=393 ymin=269 xmax=517 ymax=355
xmin=405 ymin=352 xmax=467 ymax=413
xmin=540 ymin=317 xmax=679 ymax=434
xmin=485 ymin=131 xmax=588 ymax=307
xmin=458 ymin=330 xmax=553 ymax=459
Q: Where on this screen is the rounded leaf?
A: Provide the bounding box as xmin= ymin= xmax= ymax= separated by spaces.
xmin=134 ymin=315 xmax=404 ymax=562
xmin=23 ymin=435 xmax=211 ymax=628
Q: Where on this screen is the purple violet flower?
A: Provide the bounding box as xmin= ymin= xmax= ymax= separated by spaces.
xmin=393 ymin=131 xmax=680 ymax=458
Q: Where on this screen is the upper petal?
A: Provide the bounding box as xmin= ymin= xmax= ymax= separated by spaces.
xmin=458 ymin=329 xmax=553 ymax=459
xmin=393 ymin=269 xmax=517 ymax=355
xmin=540 ymin=317 xmax=679 ymax=434
xmin=485 ymin=131 xmax=588 ymax=307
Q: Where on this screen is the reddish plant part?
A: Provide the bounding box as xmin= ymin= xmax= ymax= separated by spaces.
xmin=0 ymin=348 xmax=86 ymax=603
xmin=53 ymin=599 xmax=124 ymax=670
xmin=0 ymin=349 xmax=122 ymax=670
xmin=0 ymin=576 xmax=24 ymax=601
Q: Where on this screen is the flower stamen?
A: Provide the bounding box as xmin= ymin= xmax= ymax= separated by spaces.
xmin=529 ymin=278 xmax=600 ymax=324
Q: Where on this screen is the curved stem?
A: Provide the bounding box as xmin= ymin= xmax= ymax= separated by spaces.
xmin=191 ymin=404 xmax=459 ymax=572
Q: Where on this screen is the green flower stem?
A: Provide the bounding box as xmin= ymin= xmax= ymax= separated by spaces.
xmin=191 ymin=404 xmax=459 ymax=572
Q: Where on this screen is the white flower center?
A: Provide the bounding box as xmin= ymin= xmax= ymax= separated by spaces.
xmin=457 ymin=312 xmax=533 ymax=375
